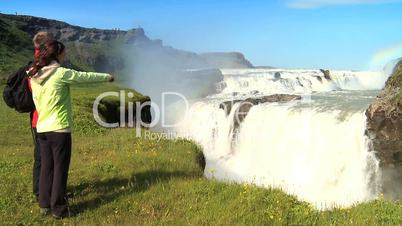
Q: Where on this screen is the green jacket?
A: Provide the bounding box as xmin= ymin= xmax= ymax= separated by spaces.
xmin=31 ymin=61 xmax=111 ymax=133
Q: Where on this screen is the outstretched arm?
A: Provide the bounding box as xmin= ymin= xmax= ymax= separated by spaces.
xmin=61 ymin=68 xmax=113 ymax=84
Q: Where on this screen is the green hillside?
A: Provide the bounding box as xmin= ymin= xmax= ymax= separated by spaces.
xmin=390 ymin=60 xmax=402 ymax=104
xmin=0 ymin=15 xmax=33 ymax=82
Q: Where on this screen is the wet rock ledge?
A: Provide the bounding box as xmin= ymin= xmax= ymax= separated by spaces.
xmin=366 ymin=60 xmax=402 ymax=198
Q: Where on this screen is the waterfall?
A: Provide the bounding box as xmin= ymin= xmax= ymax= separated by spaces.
xmin=173 ymin=68 xmax=386 ymax=209
xmin=215 ymin=68 xmax=388 ymax=97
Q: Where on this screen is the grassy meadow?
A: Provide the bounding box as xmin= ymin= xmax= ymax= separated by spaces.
xmin=0 ymin=84 xmax=401 ymax=225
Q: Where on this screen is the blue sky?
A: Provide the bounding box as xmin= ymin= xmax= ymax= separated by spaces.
xmin=1 ymin=0 xmax=402 ymax=70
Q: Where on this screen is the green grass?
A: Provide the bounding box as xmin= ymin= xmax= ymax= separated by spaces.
xmin=390 ymin=60 xmax=402 ymax=104
xmin=0 ymin=84 xmax=402 ymax=225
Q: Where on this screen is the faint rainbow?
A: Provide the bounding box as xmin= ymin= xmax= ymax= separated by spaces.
xmin=370 ymin=44 xmax=402 ymax=70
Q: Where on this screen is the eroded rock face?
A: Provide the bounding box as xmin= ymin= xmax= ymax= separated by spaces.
xmin=366 ymin=60 xmax=402 ymax=198
xmin=320 ymin=69 xmax=332 ymax=81
xmin=10 ymin=14 xmax=147 ymax=43
xmin=220 ymin=94 xmax=301 ymax=116
xmin=220 ymin=94 xmax=301 ymax=130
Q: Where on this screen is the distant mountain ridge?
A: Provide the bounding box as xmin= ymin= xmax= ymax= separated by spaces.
xmin=0 ymin=13 xmax=254 ymax=81
xmin=200 ymin=52 xmax=253 ymax=69
xmin=0 ymin=13 xmax=155 ymax=45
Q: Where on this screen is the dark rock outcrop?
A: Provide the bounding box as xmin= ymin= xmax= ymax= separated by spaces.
xmin=274 ymin=72 xmax=281 ymax=81
xmin=314 ymin=76 xmax=323 ymax=83
xmin=220 ymin=94 xmax=301 ymax=116
xmin=320 ymin=69 xmax=332 ymax=81
xmin=366 ymin=60 xmax=402 ymax=199
xmin=220 ymin=94 xmax=301 ymax=130
xmin=195 ymin=146 xmax=206 ymax=171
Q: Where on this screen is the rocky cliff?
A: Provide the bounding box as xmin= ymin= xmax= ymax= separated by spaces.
xmin=0 ymin=14 xmax=148 ymax=44
xmin=366 ymin=60 xmax=402 ymax=199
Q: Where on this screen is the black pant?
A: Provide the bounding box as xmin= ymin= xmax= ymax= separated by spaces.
xmin=31 ymin=128 xmax=41 ymax=199
xmin=37 ymin=132 xmax=71 ymax=216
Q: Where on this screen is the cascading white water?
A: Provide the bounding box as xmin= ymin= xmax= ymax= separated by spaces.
xmin=174 ymin=68 xmax=387 ymax=209
xmin=216 ymin=68 xmax=387 ymax=97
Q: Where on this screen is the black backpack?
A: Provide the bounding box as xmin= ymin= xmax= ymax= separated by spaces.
xmin=3 ymin=62 xmax=35 ymax=113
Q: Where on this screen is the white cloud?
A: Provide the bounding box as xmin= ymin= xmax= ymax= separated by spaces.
xmin=285 ymin=0 xmax=402 ymax=8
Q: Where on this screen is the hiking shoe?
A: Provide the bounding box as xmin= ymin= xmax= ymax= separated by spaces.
xmin=52 ymin=207 xmax=74 ymax=220
xmin=40 ymin=208 xmax=50 ymax=216
xmin=66 ymin=191 xmax=74 ymax=199
xmin=52 ymin=211 xmax=73 ymax=220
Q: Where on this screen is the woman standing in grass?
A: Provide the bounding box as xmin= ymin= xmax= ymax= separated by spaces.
xmin=29 ymin=40 xmax=114 ymax=219
xmin=30 ymin=31 xmax=54 ymax=202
